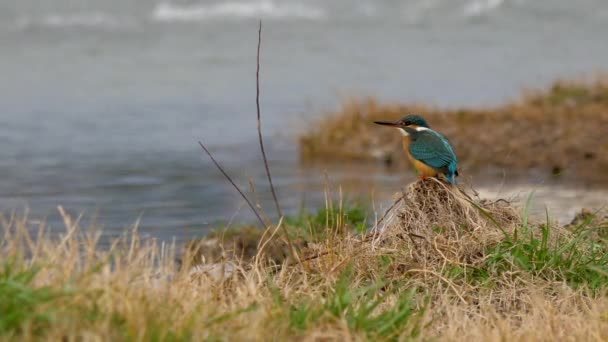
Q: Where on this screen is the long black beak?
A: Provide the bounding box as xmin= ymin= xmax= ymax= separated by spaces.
xmin=374 ymin=120 xmax=399 ymax=127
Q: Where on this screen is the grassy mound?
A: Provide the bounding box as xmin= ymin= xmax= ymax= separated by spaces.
xmin=2 ymin=183 xmax=608 ymax=340
xmin=299 ymin=79 xmax=608 ymax=184
xmin=372 ymin=180 xmax=521 ymax=268
xmin=299 ymin=181 xmax=589 ymax=315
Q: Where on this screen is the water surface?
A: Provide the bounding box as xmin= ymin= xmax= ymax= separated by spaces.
xmin=1 ymin=0 xmax=607 ymax=242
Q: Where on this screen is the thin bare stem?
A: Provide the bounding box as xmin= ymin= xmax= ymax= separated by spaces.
xmin=256 ymin=20 xmax=282 ymax=219
xmin=198 ymin=141 xmax=266 ymax=228
xmin=253 ymin=21 xmax=304 ymax=266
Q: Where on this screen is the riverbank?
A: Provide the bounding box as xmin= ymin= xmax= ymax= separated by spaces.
xmin=3 ymin=181 xmax=608 ymax=340
xmin=299 ymin=79 xmax=608 ymax=186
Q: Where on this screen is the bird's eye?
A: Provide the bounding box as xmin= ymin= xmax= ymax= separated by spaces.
xmin=399 ymin=121 xmax=406 ymax=126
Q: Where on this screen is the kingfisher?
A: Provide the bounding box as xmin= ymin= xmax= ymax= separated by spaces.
xmin=374 ymin=115 xmax=459 ymax=184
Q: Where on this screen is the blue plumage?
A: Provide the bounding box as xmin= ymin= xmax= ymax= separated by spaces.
xmin=405 ymin=128 xmax=459 ymax=184
xmin=374 ymin=115 xmax=460 ymax=184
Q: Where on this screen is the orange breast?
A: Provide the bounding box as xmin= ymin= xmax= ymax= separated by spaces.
xmin=401 ymin=136 xmax=439 ymax=177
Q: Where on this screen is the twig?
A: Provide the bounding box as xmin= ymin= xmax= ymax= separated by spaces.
xmin=198 ymin=141 xmax=266 ymax=228
xmin=253 ymin=21 xmax=303 ymax=267
xmin=255 ymin=20 xmax=282 ymax=218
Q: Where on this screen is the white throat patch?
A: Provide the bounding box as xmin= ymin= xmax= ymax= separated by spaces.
xmin=397 ymin=128 xmax=409 ymax=136
xmin=415 ymin=127 xmax=429 ymax=131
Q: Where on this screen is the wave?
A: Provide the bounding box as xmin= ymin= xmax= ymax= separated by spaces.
xmin=14 ymin=12 xmax=138 ymax=30
xmin=402 ymin=0 xmax=442 ymax=23
xmin=151 ymin=1 xmax=327 ymax=22
xmin=463 ymin=0 xmax=505 ymax=17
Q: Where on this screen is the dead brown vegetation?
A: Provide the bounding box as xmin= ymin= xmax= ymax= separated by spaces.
xmin=298 ymin=180 xmax=572 ymax=313
xmin=3 ymin=181 xmax=607 ymax=340
xmin=185 ymin=180 xmax=596 ymax=329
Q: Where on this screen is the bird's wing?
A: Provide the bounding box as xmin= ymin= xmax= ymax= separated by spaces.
xmin=408 ymin=130 xmax=458 ymax=171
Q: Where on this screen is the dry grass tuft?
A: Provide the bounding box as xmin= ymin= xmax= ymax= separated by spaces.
xmin=375 ymin=179 xmax=519 ymax=269
xmin=301 ymin=180 xmax=521 ymax=275
xmin=183 ymin=225 xmax=296 ymax=266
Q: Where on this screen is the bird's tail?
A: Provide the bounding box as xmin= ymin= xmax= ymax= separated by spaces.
xmin=446 ymin=164 xmax=458 ymax=184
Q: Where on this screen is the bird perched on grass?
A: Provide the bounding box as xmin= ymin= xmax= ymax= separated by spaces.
xmin=374 ymin=115 xmax=459 ymax=184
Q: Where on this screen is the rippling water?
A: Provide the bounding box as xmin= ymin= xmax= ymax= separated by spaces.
xmin=1 ymin=0 xmax=607 ymax=242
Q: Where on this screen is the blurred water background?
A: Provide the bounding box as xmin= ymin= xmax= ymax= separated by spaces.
xmin=1 ymin=0 xmax=607 ymax=242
